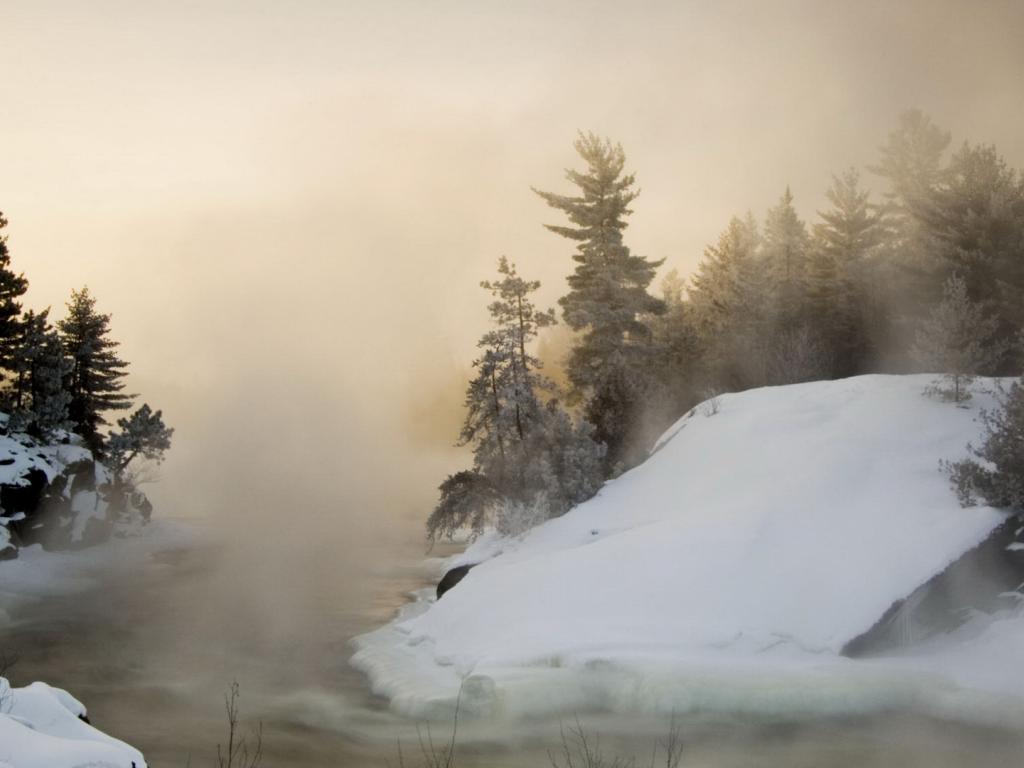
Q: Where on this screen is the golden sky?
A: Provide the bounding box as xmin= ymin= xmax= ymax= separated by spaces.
xmin=2 ymin=0 xmax=1023 ymax=521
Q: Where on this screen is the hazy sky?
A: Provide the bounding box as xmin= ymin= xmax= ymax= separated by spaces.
xmin=2 ymin=0 xmax=1024 ymax=522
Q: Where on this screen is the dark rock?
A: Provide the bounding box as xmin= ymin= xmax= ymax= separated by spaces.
xmin=0 ymin=542 xmax=17 ymax=561
xmin=437 ymin=563 xmax=475 ymax=600
xmin=844 ymin=515 xmax=1024 ymax=657
xmin=0 ymin=467 xmax=49 ymax=518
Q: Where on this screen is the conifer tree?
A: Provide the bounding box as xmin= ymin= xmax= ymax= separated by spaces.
xmin=429 ymin=259 xmax=604 ymax=540
xmin=57 ymin=287 xmax=134 ymax=450
xmin=917 ymin=143 xmax=1024 ymax=354
xmin=106 ymin=404 xmax=174 ymax=474
xmin=762 ymin=187 xmax=810 ymax=328
xmin=809 ymin=169 xmax=889 ymax=375
xmin=0 ymin=212 xmax=29 ymax=375
xmin=947 ymin=378 xmax=1024 ymax=512
xmin=871 ymin=109 xmax=951 ymax=216
xmin=10 ymin=308 xmax=72 ymax=436
xmin=534 ymin=133 xmax=664 ymax=468
xmin=688 ymin=214 xmax=766 ymax=388
xmin=912 ymin=274 xmax=1008 ymax=402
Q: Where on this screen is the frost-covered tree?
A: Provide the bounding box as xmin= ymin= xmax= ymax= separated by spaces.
xmin=0 ymin=212 xmax=29 ymax=376
xmin=947 ymin=378 xmax=1024 ymax=512
xmin=534 ymin=133 xmax=664 ymax=468
xmin=426 ymin=471 xmax=497 ymax=542
xmin=58 ymin=287 xmax=134 ymax=450
xmin=912 ymin=274 xmax=1008 ymax=402
xmin=9 ymin=309 xmax=72 ymax=436
xmin=106 ymin=403 xmax=173 ymax=475
xmin=428 ymin=259 xmax=604 ymax=540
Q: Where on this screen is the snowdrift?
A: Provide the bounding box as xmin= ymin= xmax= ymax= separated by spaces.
xmin=353 ymin=375 xmax=1016 ymax=720
xmin=0 ymin=678 xmax=146 ymax=768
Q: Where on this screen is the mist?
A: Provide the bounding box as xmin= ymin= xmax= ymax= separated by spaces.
xmin=3 ymin=1 xmax=1024 ymax=764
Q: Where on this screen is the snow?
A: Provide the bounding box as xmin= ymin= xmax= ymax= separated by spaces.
xmin=353 ymin=375 xmax=1015 ymax=721
xmin=0 ymin=679 xmax=145 ymax=768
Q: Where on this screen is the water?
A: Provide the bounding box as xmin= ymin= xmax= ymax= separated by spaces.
xmin=3 ymin=526 xmax=1024 ymax=767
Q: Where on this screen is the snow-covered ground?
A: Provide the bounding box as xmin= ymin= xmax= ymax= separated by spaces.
xmin=353 ymin=375 xmax=1022 ymax=723
xmin=0 ymin=680 xmax=146 ymax=768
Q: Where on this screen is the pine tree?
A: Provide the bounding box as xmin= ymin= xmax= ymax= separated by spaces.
xmin=57 ymin=287 xmax=134 ymax=450
xmin=911 ymin=274 xmax=1008 ymax=402
xmin=0 ymin=212 xmax=29 ymax=376
xmin=9 ymin=308 xmax=72 ymax=436
xmin=429 ymin=259 xmax=604 ymax=540
xmin=645 ymin=269 xmax=702 ymax=420
xmin=871 ymin=109 xmax=951 ymax=216
xmin=106 ymin=404 xmax=174 ymax=475
xmin=917 ymin=143 xmax=1024 ymax=356
xmin=762 ymin=187 xmax=811 ymax=329
xmin=809 ymin=169 xmax=889 ymax=375
xmin=688 ymin=214 xmax=767 ymax=388
xmin=534 ymin=133 xmax=664 ymax=467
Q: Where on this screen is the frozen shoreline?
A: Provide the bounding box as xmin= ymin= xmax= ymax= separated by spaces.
xmin=352 ymin=376 xmax=1024 ymax=726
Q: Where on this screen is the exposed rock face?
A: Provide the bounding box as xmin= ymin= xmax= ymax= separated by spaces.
xmin=0 ymin=430 xmax=152 ymax=556
xmin=437 ymin=564 xmax=475 ymax=600
xmin=844 ymin=515 xmax=1024 ymax=657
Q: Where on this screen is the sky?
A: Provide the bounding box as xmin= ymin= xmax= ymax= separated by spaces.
xmin=2 ymin=0 xmax=1024 ymax=524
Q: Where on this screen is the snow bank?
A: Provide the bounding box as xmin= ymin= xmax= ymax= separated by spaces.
xmin=353 ymin=375 xmax=1012 ymax=720
xmin=0 ymin=678 xmax=145 ymax=768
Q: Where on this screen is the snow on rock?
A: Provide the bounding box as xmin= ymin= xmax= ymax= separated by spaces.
xmin=0 ymin=417 xmax=151 ymax=553
xmin=353 ymin=375 xmax=1012 ymax=720
xmin=0 ymin=678 xmax=145 ymax=768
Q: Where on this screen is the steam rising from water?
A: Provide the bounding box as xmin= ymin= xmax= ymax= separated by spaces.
xmin=2 ymin=1 xmax=1024 ymax=763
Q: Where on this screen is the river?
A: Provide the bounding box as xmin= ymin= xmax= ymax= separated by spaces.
xmin=3 ymin=521 xmax=1024 ymax=767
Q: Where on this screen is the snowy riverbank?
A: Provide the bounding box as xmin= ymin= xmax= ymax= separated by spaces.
xmin=353 ymin=375 xmax=1024 ymax=724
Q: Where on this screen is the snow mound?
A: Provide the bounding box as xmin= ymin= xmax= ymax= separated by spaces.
xmin=353 ymin=375 xmax=1010 ymax=720
xmin=0 ymin=678 xmax=146 ymax=768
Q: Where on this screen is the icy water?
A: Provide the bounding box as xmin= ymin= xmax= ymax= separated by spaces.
xmin=3 ymin=527 xmax=1024 ymax=767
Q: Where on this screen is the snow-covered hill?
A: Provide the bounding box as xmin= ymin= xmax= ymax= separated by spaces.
xmin=353 ymin=375 xmax=1021 ymax=721
xmin=0 ymin=678 xmax=145 ymax=768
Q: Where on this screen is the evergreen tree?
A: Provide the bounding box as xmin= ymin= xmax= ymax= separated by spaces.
xmin=534 ymin=133 xmax=664 ymax=467
xmin=869 ymin=110 xmax=953 ymax=351
xmin=911 ymin=274 xmax=1008 ymax=402
xmin=871 ymin=109 xmax=951 ymax=215
xmin=762 ymin=187 xmax=811 ymax=331
xmin=106 ymin=403 xmax=174 ymax=474
xmin=429 ymin=259 xmax=604 ymax=540
xmin=0 ymin=212 xmax=29 ymax=376
xmin=809 ymin=169 xmax=889 ymax=375
xmin=688 ymin=214 xmax=766 ymax=389
xmin=947 ymin=378 xmax=1024 ymax=512
xmin=645 ymin=269 xmax=703 ymax=421
xmin=9 ymin=308 xmax=72 ymax=436
xmin=917 ymin=142 xmax=1024 ymax=357
xmin=57 ymin=287 xmax=134 ymax=450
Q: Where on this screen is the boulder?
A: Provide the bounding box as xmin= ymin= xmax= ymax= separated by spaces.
xmin=437 ymin=563 xmax=475 ymax=600
xmin=844 ymin=515 xmax=1024 ymax=656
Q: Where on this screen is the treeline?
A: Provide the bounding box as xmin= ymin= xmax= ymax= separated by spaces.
xmin=428 ymin=111 xmax=1024 ymax=541
xmin=0 ymin=212 xmax=171 ymax=476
